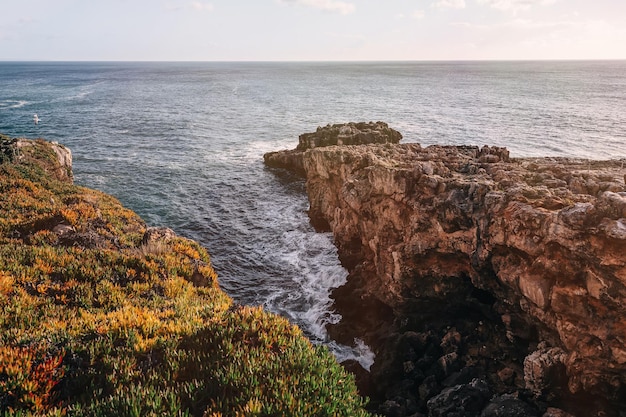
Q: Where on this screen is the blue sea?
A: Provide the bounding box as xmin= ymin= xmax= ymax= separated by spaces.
xmin=1 ymin=61 xmax=625 ymax=367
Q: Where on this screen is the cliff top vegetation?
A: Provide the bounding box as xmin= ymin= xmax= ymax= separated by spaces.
xmin=0 ymin=134 xmax=369 ymax=417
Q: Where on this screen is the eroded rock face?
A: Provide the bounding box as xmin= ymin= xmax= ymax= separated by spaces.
xmin=263 ymin=122 xmax=402 ymax=175
xmin=15 ymin=138 xmax=73 ymax=183
xmin=296 ymin=121 xmax=403 ymax=151
xmin=524 ymin=343 xmax=568 ymax=398
xmin=265 ymin=139 xmax=626 ymax=416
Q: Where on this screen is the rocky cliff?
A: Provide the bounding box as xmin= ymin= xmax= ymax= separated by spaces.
xmin=265 ymin=124 xmax=626 ymax=417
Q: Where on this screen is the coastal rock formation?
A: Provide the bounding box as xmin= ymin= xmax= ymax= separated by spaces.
xmin=264 ymin=126 xmax=626 ymax=416
xmin=1 ymin=134 xmax=73 ymax=183
xmin=264 ymin=121 xmax=402 ymax=175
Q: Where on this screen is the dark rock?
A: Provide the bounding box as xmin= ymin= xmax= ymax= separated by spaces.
xmin=441 ymin=328 xmax=462 ymax=353
xmin=380 ymin=400 xmax=405 ymax=417
xmin=0 ymin=135 xmax=19 ymax=163
xmin=342 ymin=359 xmax=374 ymax=398
xmin=480 ymin=394 xmax=540 ymax=417
xmin=426 ymin=379 xmax=491 ymax=417
xmin=401 ymin=332 xmax=431 ymax=357
xmin=443 ymin=367 xmax=485 ymax=388
xmin=419 ymin=375 xmax=440 ymax=403
xmin=523 ymin=344 xmax=567 ymax=398
xmin=542 ymin=407 xmax=576 ymax=417
xmin=437 ymin=352 xmax=462 ymax=377
xmin=497 ymin=367 xmax=516 ymax=385
xmin=59 ymin=230 xmax=110 ymax=249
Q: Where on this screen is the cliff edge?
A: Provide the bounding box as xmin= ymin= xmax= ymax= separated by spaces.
xmin=0 ymin=134 xmax=368 ymax=416
xmin=265 ymin=124 xmax=626 ymax=417
xmin=264 ymin=121 xmax=402 ymax=176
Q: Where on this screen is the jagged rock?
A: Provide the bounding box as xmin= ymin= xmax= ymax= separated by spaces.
xmin=437 ymin=352 xmax=462 ymax=378
xmin=297 ymin=121 xmax=402 ymax=151
xmin=380 ymin=400 xmax=405 ymax=417
xmin=426 ymin=378 xmax=491 ymax=417
xmin=443 ymin=367 xmax=484 ymax=388
xmin=307 ymin=144 xmax=624 ymax=397
xmin=496 ymin=367 xmax=516 ymax=385
xmin=480 ymin=394 xmax=540 ymax=417
xmin=16 ymin=139 xmax=73 ymax=182
xmin=142 ymin=226 xmax=177 ymax=244
xmin=419 ymin=375 xmax=440 ymax=403
xmin=49 ymin=141 xmax=73 ymax=181
xmin=264 ymin=148 xmax=307 ymax=175
xmin=440 ymin=328 xmax=462 ymax=353
xmin=263 ymin=121 xmax=402 ymax=175
xmin=542 ymin=407 xmax=576 ymax=417
xmin=52 ymin=223 xmax=75 ymax=236
xmin=524 ymin=344 xmax=568 ymax=398
xmin=0 ymin=135 xmax=19 ymax=163
xmin=265 ymin=132 xmax=626 ymax=416
xmin=2 ymin=135 xmax=72 ymax=182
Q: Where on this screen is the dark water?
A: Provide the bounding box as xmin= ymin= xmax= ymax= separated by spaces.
xmin=1 ymin=61 xmax=625 ymax=367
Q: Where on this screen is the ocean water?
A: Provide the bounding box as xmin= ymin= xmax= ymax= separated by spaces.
xmin=1 ymin=61 xmax=625 ymax=368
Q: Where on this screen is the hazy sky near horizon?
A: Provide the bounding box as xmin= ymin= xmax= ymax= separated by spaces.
xmin=1 ymin=0 xmax=625 ymax=61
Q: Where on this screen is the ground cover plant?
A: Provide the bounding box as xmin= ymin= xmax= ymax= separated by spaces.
xmin=0 ymin=135 xmax=369 ymax=416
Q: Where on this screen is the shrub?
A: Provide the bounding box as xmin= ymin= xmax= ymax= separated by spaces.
xmin=0 ymin=137 xmax=370 ymax=416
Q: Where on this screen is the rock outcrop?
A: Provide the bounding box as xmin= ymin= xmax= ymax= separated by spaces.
xmin=264 ymin=125 xmax=626 ymax=417
xmin=264 ymin=121 xmax=402 ymax=175
xmin=1 ymin=134 xmax=73 ymax=183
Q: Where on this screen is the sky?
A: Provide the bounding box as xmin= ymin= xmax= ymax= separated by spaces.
xmin=0 ymin=0 xmax=625 ymax=61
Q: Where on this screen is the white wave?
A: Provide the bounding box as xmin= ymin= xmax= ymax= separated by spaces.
xmin=68 ymin=90 xmax=93 ymax=100
xmin=329 ymin=338 xmax=376 ymax=371
xmin=201 ymin=139 xmax=299 ymax=166
xmin=273 ymin=227 xmax=379 ymax=368
xmin=0 ymin=100 xmax=29 ymax=110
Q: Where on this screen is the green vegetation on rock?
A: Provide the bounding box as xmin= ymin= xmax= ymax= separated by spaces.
xmin=0 ymin=137 xmax=369 ymax=417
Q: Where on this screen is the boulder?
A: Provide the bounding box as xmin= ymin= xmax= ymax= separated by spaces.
xmin=426 ymin=379 xmax=491 ymax=417
xmin=480 ymin=394 xmax=540 ymax=417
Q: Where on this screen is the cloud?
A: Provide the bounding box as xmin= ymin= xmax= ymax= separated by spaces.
xmin=164 ymin=2 xmax=213 ymax=12
xmin=278 ymin=0 xmax=356 ymax=15
xmin=431 ymin=0 xmax=466 ymax=9
xmin=412 ymin=10 xmax=426 ymax=19
xmin=450 ymin=16 xmax=626 ymax=58
xmin=190 ymin=2 xmax=214 ymax=11
xmin=518 ymin=19 xmax=626 ymax=50
xmin=325 ymin=32 xmax=366 ymax=42
xmin=476 ymin=0 xmax=556 ymax=12
xmin=451 ymin=17 xmax=576 ymax=31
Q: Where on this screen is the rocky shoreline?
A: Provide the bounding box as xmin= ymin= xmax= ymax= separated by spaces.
xmin=265 ymin=122 xmax=626 ymax=417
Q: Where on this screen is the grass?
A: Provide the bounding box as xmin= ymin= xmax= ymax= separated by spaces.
xmin=0 ymin=136 xmax=369 ymax=417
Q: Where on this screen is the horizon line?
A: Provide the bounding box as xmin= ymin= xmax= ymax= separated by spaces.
xmin=1 ymin=58 xmax=626 ymax=64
